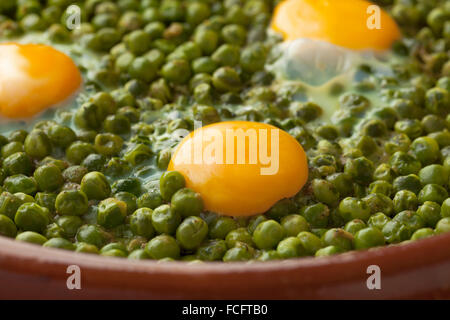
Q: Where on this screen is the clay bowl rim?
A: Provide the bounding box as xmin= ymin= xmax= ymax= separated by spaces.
xmin=1 ymin=231 xmax=450 ymax=276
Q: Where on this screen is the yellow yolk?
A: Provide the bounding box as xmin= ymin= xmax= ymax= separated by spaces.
xmin=0 ymin=43 xmax=82 ymax=119
xmin=168 ymin=121 xmax=308 ymax=216
xmin=271 ymin=0 xmax=401 ymax=50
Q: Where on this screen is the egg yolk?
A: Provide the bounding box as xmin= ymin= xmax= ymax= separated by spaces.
xmin=0 ymin=43 xmax=82 ymax=119
xmin=168 ymin=121 xmax=308 ymax=216
xmin=271 ymin=0 xmax=401 ymax=50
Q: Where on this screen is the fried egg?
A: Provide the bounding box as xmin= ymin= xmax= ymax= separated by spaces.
xmin=0 ymin=43 xmax=82 ymax=119
xmin=168 ymin=121 xmax=308 ymax=216
xmin=269 ymin=0 xmax=401 ymax=86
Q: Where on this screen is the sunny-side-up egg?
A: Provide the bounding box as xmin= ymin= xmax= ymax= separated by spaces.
xmin=169 ymin=121 xmax=308 ymax=216
xmin=269 ymin=0 xmax=401 ymax=87
xmin=0 ymin=42 xmax=82 ymax=119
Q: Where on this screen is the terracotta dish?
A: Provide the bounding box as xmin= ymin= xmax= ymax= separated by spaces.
xmin=1 ymin=232 xmax=450 ymax=299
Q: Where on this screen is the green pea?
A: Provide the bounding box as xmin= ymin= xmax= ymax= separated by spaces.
xmin=441 ymin=198 xmax=450 ymax=217
xmin=247 ymin=215 xmax=267 ymax=235
xmin=151 ymin=204 xmax=181 ymax=234
xmin=16 ymin=231 xmax=48 ymax=245
xmin=111 ymin=178 xmax=142 ymax=196
xmin=382 ymin=220 xmax=410 ymax=244
xmin=435 ymin=217 xmax=450 ymax=234
xmin=47 ymin=124 xmax=76 ymax=148
xmin=76 ymin=224 xmax=110 ymax=248
xmin=94 ymin=133 xmax=123 ymax=157
xmin=393 ymin=190 xmax=418 ymax=214
xmin=126 ymin=30 xmax=151 ymax=55
xmin=186 ymin=1 xmax=210 ymax=25
xmin=56 ymin=216 xmax=83 ymax=238
xmin=419 ymin=164 xmax=448 ymax=186
xmin=322 ymin=228 xmax=354 ymax=251
xmin=297 ymin=231 xmax=323 ymax=256
xmin=367 ymin=212 xmax=391 ymax=230
xmin=252 ymin=220 xmax=284 ymax=250
xmin=256 ymin=250 xmax=281 ymax=261
xmin=3 ymin=152 xmax=32 ymax=176
xmin=393 ymin=210 xmax=425 ymax=234
xmin=130 ymin=208 xmax=154 ymax=238
xmin=44 ymin=221 xmax=65 ymax=239
xmin=389 ymin=151 xmax=421 ymax=175
xmin=225 ymin=227 xmax=254 ymax=248
xmin=0 ymin=214 xmax=17 ymax=237
xmin=344 ymin=156 xmax=374 ymax=185
xmin=418 ymin=184 xmax=448 ymax=204
xmin=425 ymin=87 xmax=449 ymax=116
xmin=193 ymin=28 xmax=219 ymax=55
xmin=128 ymin=249 xmax=150 ymax=260
xmin=411 ymin=228 xmax=434 ymax=240
xmin=280 ymin=214 xmax=309 ymax=237
xmin=416 ymin=201 xmax=441 ymax=228
xmin=209 ymin=216 xmax=238 ymax=239
xmin=276 ymin=237 xmax=306 ymax=259
xmin=344 ymin=219 xmax=367 ymax=235
xmin=55 ymin=190 xmax=88 ymax=216
xmin=66 ymin=141 xmax=96 ymax=165
xmin=97 ymin=198 xmax=127 ymax=229
xmin=338 ymin=197 xmax=371 ymax=222
xmin=0 ymin=192 xmax=23 ymax=220
xmin=315 ymin=245 xmax=343 ymax=257
xmin=410 ymin=136 xmax=440 ymax=165
xmin=354 ymin=227 xmax=385 ymax=250
xmin=240 ymin=42 xmax=267 ymax=73
xmin=300 ymin=203 xmax=329 ymax=228
xmin=363 ymin=193 xmax=394 ymax=216
xmin=138 ymin=189 xmax=163 ymax=209
xmin=24 ymin=129 xmax=52 ymax=159
xmin=311 ymin=179 xmax=339 ymax=206
xmin=62 ymin=166 xmax=88 ymax=184
xmin=176 ymin=216 xmax=208 ymax=250
xmin=4 ymin=174 xmax=37 ymax=195
xmin=196 ymin=240 xmax=228 ymax=261
xmin=14 ymin=202 xmax=50 ymax=233
xmin=393 ymin=174 xmax=422 ymax=195
xmin=75 ymin=242 xmax=99 ymax=254
xmin=80 ymin=171 xmax=111 ymax=200
xmin=212 ymin=66 xmax=241 ymax=92
xmin=266 ymin=199 xmax=296 ymax=220
xmin=34 ymin=164 xmax=64 ymax=192
xmin=171 ymin=188 xmax=203 ymax=218
xmin=212 ymin=44 xmax=240 ymax=66
xmin=327 ymin=173 xmax=353 ymax=197
xmin=222 ymin=242 xmax=255 ymax=261
xmin=2 ymin=141 xmax=24 ymax=158
xmin=145 ymin=234 xmax=180 ymax=260
xmin=114 ymin=192 xmax=137 ymax=215
xmin=159 ymin=171 xmax=185 ymax=201
xmin=43 ymin=238 xmax=75 ymax=251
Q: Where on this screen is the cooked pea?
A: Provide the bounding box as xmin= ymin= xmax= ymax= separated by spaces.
xmin=338 ymin=197 xmax=371 ymax=222
xmin=43 ymin=238 xmax=75 ymax=251
xmin=222 ymin=242 xmax=255 ymax=261
xmin=176 ymin=216 xmax=208 ymax=250
xmin=315 ymin=245 xmax=343 ymax=257
xmin=382 ymin=220 xmax=410 ymax=244
xmin=252 ymin=220 xmax=284 ymax=250
xmin=159 ymin=171 xmax=185 ymax=201
xmin=14 ymin=202 xmax=50 ymax=233
xmin=55 ymin=190 xmax=88 ymax=216
xmin=151 ymin=204 xmax=181 ymax=234
xmin=411 ymin=228 xmax=434 ymax=240
xmin=4 ymin=174 xmax=37 ymax=195
xmin=145 ymin=234 xmax=180 ymax=260
xmin=322 ymin=228 xmax=354 ymax=251
xmin=354 ymin=227 xmax=385 ymax=249
xmin=34 ymin=164 xmax=64 ymax=192
xmin=209 ymin=216 xmax=237 ymax=239
xmin=344 ymin=219 xmax=367 ymax=235
xmin=418 ymin=184 xmax=448 ymax=204
xmin=196 ymin=240 xmax=227 ymax=261
xmin=97 ymin=198 xmax=127 ymax=229
xmin=16 ymin=231 xmax=48 ymax=245
xmin=80 ymin=171 xmax=111 ymax=200
xmin=0 ymin=214 xmax=17 ymax=238
xmin=171 ymin=188 xmax=203 ymax=217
